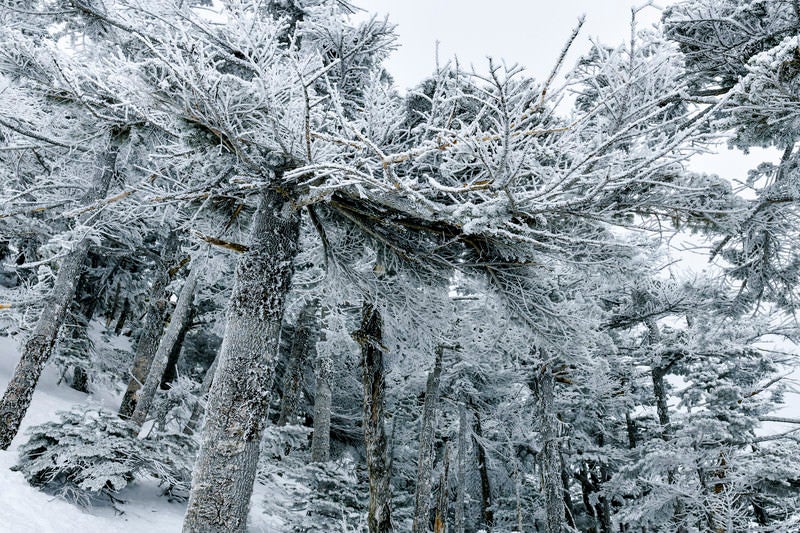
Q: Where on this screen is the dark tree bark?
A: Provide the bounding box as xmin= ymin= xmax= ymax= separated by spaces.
xmin=434 ymin=444 xmax=450 ymax=533
xmin=131 ymin=268 xmax=198 ymax=427
xmin=625 ymin=412 xmax=637 ymax=449
xmin=454 ymin=402 xmax=468 ymax=533
xmin=113 ymin=296 xmax=130 ymax=335
xmin=106 ymin=279 xmax=121 ymax=327
xmin=0 ymin=240 xmax=15 ymax=288
xmin=561 ymin=455 xmax=577 ymax=529
xmin=473 ymin=408 xmax=494 ymax=532
xmin=160 ymin=303 xmax=194 ymax=389
xmin=70 ymin=366 xmax=89 ymax=393
xmin=0 ymin=136 xmax=119 ymax=449
xmin=356 ymin=302 xmax=392 ymax=533
xmin=532 ymin=366 xmax=563 ymax=533
xmin=182 ymin=188 xmax=301 ymax=533
xmin=119 ymin=236 xmax=177 ymax=418
xmin=412 ymin=345 xmax=444 ymax=533
xmin=646 ymin=319 xmax=672 ymax=439
xmin=277 ymin=299 xmax=318 ymax=426
xmin=652 ymin=366 xmax=671 ymax=438
xmin=310 ymin=315 xmax=332 ymax=462
xmin=66 ymin=264 xmax=101 ymax=392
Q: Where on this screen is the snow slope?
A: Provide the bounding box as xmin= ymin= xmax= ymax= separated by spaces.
xmin=0 ymin=332 xmax=289 ymax=533
xmin=0 ymin=335 xmax=185 ymax=533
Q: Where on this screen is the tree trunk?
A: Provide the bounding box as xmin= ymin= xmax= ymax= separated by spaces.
xmin=310 ymin=329 xmax=332 ymax=462
xmin=454 ymin=402 xmax=467 ymax=533
xmin=114 ymin=296 xmax=130 ymax=335
xmin=182 ymin=188 xmax=300 ymax=533
xmin=131 ymin=268 xmax=198 ymax=427
xmin=71 ymin=366 xmax=89 ymax=393
xmin=106 ymin=279 xmax=121 ymax=327
xmin=473 ymin=408 xmax=494 ymax=532
xmin=625 ymin=412 xmax=637 ymax=449
xmin=160 ymin=303 xmax=194 ymax=389
xmin=0 ymin=138 xmax=118 ymax=450
xmin=67 ymin=266 xmax=100 ymax=392
xmin=357 ymin=302 xmax=392 ymax=533
xmin=0 ymin=240 xmax=16 ymax=288
xmin=0 ymin=240 xmax=89 ymax=449
xmin=277 ymin=300 xmax=318 ymax=426
xmin=645 ymin=319 xmax=671 ymax=439
xmin=532 ymin=366 xmax=563 ymax=533
xmin=561 ymin=455 xmax=576 ymax=529
xmin=645 ymin=317 xmax=681 ymax=510
xmin=652 ymin=366 xmax=671 ymax=438
xmin=412 ymin=345 xmax=444 ymax=533
xmin=119 ymin=239 xmax=176 ymax=417
xmin=434 ymin=444 xmax=450 ymax=533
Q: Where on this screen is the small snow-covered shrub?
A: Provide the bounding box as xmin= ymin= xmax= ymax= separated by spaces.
xmin=149 ymin=375 xmax=200 ymax=432
xmin=13 ymin=406 xmax=196 ymax=506
xmin=257 ymin=426 xmax=368 ymax=532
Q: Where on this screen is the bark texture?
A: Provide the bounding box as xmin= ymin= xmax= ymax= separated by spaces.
xmin=532 ymin=367 xmax=564 ymax=533
xmin=119 ymin=237 xmax=176 ymax=418
xmin=277 ymin=300 xmax=317 ymax=426
xmin=645 ymin=319 xmax=672 ymax=438
xmin=0 ymin=240 xmax=89 ymax=449
xmin=412 ymin=345 xmax=444 ymax=533
xmin=65 ymin=266 xmax=100 ymax=392
xmin=357 ymin=302 xmax=392 ymax=533
xmin=160 ymin=304 xmax=194 ymax=389
xmin=0 ymin=139 xmax=118 ymax=449
xmin=473 ymin=408 xmax=494 ymax=531
xmin=454 ymin=402 xmax=467 ymax=533
xmin=310 ymin=343 xmax=332 ymax=462
xmin=434 ymin=444 xmax=450 ymax=533
xmin=182 ymin=189 xmax=300 ymax=533
xmin=130 ymin=268 xmax=198 ymax=427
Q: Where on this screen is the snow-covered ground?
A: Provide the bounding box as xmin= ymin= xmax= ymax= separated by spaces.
xmin=0 ymin=334 xmax=185 ymax=533
xmin=0 ymin=333 xmax=298 ymax=532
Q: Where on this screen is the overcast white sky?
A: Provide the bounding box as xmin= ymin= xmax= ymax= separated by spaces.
xmin=354 ymin=0 xmax=663 ymax=90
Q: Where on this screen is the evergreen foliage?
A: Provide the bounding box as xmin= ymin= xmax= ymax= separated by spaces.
xmin=13 ymin=406 xmax=196 ymax=506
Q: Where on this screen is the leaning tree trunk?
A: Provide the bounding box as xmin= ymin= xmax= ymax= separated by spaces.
xmin=114 ymin=297 xmax=130 ymax=334
xmin=277 ymin=299 xmax=318 ymax=426
xmin=159 ymin=305 xmax=193 ymax=389
xmin=412 ymin=345 xmax=444 ymax=533
xmin=130 ymin=268 xmax=198 ymax=427
xmin=0 ymin=138 xmax=119 ymax=450
xmin=119 ymin=235 xmax=177 ymax=418
xmin=182 ymin=188 xmax=301 ymax=533
xmin=532 ymin=365 xmax=563 ymax=533
xmin=64 ymin=266 xmax=100 ymax=393
xmin=356 ymin=302 xmax=392 ymax=533
xmin=0 ymin=240 xmax=89 ymax=449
